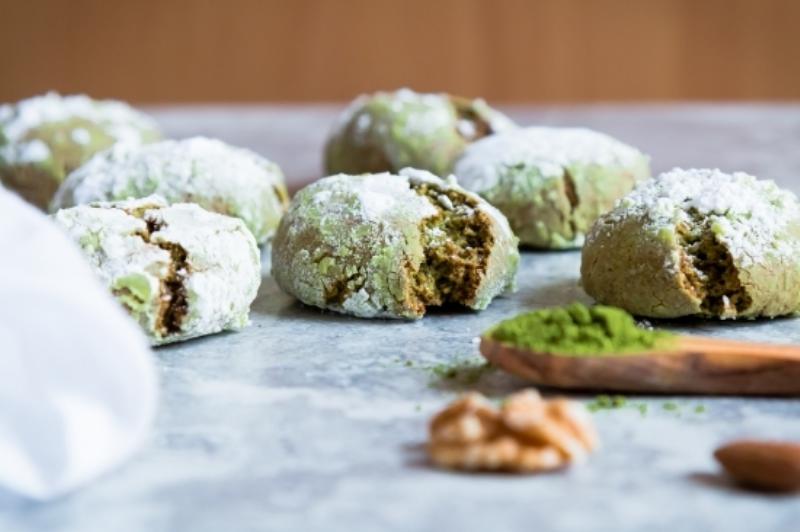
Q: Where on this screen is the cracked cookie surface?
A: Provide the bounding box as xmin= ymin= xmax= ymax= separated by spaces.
xmin=324 ymin=89 xmax=515 ymax=177
xmin=53 ymin=195 xmax=261 ymax=344
xmin=581 ymin=168 xmax=800 ymax=319
xmin=0 ymin=92 xmax=161 ymax=209
xmin=52 ymin=136 xmax=288 ymax=244
xmin=271 ymin=169 xmax=519 ymax=319
xmin=454 ymin=127 xmax=650 ymax=249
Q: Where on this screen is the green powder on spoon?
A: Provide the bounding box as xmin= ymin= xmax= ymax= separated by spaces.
xmin=484 ymin=302 xmax=676 ymax=356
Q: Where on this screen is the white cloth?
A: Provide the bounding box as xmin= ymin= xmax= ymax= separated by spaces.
xmin=0 ymin=188 xmax=157 ymax=500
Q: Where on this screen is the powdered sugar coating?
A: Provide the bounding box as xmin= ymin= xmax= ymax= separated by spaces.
xmin=453 ymin=127 xmax=649 ymax=249
xmin=582 ymin=168 xmax=800 ymax=319
xmin=272 ymin=170 xmax=518 ymax=319
xmin=53 ymin=195 xmax=261 ymax=345
xmin=0 ymin=92 xmax=159 ymax=165
xmin=324 ymin=89 xmax=515 ymax=177
xmin=455 ymin=127 xmax=647 ymax=192
xmin=601 ymin=168 xmax=800 ymax=268
xmin=52 ymin=137 xmax=288 ymax=243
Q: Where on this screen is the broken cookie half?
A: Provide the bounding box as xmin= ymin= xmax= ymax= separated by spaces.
xmin=53 ymin=195 xmax=261 ymax=344
xmin=271 ymin=169 xmax=519 ymax=319
xmin=581 ymin=168 xmax=800 ymax=319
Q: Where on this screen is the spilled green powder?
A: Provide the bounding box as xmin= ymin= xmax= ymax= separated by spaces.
xmin=587 ymin=394 xmax=628 ymax=412
xmin=587 ymin=394 xmax=649 ymax=416
xmin=396 ymin=354 xmax=494 ymax=385
xmin=429 ymin=359 xmax=493 ymax=384
xmin=587 ymin=397 xmax=706 ymax=417
xmin=485 ymin=303 xmax=675 ymax=356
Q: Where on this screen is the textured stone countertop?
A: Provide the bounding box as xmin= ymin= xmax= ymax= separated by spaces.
xmin=3 ymin=104 xmax=800 ymax=532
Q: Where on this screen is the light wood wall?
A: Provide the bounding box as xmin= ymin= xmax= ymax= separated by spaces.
xmin=2 ymin=0 xmax=799 ymax=103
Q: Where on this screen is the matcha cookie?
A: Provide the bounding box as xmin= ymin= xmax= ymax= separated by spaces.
xmin=52 ymin=137 xmax=288 ymax=244
xmin=272 ymin=169 xmax=519 ymax=319
xmin=0 ymin=92 xmax=160 ymax=209
xmin=324 ymin=89 xmax=514 ymax=177
xmin=581 ymin=168 xmax=800 ymax=319
xmin=53 ymin=196 xmax=261 ymax=345
xmin=454 ymin=127 xmax=650 ymax=248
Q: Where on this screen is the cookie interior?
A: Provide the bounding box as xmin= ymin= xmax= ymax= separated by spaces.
xmin=109 ymin=206 xmax=190 ymax=337
xmin=676 ymin=213 xmax=751 ymax=316
xmin=407 ymin=181 xmax=495 ymax=315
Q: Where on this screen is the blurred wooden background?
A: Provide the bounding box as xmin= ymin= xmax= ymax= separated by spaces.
xmin=2 ymin=0 xmax=799 ymax=103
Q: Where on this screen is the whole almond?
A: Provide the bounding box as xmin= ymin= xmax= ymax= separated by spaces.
xmin=714 ymin=440 xmax=800 ymax=492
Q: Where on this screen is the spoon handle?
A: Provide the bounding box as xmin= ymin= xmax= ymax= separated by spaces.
xmin=677 ymin=336 xmax=800 ymax=361
xmin=479 ymin=336 xmax=800 ymax=395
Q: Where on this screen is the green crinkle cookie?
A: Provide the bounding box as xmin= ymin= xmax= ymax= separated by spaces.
xmin=52 ymin=136 xmax=288 ymax=244
xmin=454 ymin=127 xmax=651 ymax=249
xmin=581 ymin=168 xmax=800 ymax=319
xmin=52 ymin=195 xmax=261 ymax=345
xmin=324 ymin=88 xmax=515 ymax=177
xmin=271 ymin=168 xmax=519 ymax=319
xmin=0 ymin=92 xmax=161 ymax=209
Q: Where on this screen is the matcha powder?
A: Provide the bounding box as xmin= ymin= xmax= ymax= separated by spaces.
xmin=485 ymin=303 xmax=675 ymax=356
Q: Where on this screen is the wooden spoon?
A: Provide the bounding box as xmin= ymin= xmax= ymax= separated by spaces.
xmin=479 ymin=335 xmax=800 ymax=395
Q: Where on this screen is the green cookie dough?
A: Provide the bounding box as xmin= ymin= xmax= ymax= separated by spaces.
xmin=272 ymin=168 xmax=519 ymax=319
xmin=454 ymin=127 xmax=650 ymax=249
xmin=581 ymin=168 xmax=800 ymax=319
xmin=52 ymin=136 xmax=289 ymax=244
xmin=0 ymin=92 xmax=160 ymax=209
xmin=324 ymin=88 xmax=515 ymax=177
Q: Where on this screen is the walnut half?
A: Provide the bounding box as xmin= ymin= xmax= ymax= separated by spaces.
xmin=428 ymin=389 xmax=598 ymax=473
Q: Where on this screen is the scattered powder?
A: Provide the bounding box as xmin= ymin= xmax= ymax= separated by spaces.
xmin=587 ymin=394 xmax=629 ymax=412
xmin=455 ymin=126 xmax=646 ymax=192
xmin=586 ymin=395 xmax=649 ymax=417
xmin=395 ymin=353 xmax=494 ymax=385
xmin=588 ymin=397 xmax=706 ymax=418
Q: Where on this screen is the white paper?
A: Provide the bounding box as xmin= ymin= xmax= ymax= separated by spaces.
xmin=0 ymin=188 xmax=158 ymax=500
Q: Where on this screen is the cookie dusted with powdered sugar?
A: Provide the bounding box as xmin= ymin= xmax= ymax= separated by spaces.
xmin=272 ymin=169 xmax=519 ymax=319
xmin=324 ymin=89 xmax=515 ymax=177
xmin=52 ymin=137 xmax=288 ymax=244
xmin=53 ymin=196 xmax=261 ymax=345
xmin=0 ymin=93 xmax=160 ymax=209
xmin=581 ymin=168 xmax=800 ymax=319
xmin=454 ymin=127 xmax=650 ymax=249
